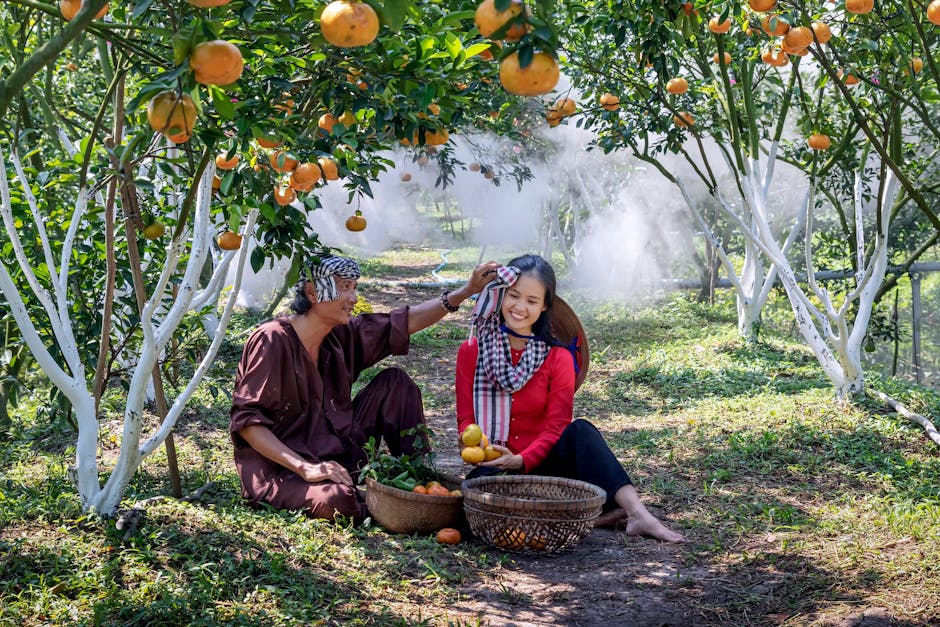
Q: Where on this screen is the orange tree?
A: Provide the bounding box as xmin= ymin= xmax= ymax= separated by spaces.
xmin=0 ymin=0 xmax=546 ymax=514
xmin=550 ymin=0 xmax=940 ymax=400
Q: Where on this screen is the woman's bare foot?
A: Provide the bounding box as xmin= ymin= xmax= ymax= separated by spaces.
xmin=594 ymin=507 xmax=628 ymax=528
xmin=624 ymin=510 xmax=685 ymax=543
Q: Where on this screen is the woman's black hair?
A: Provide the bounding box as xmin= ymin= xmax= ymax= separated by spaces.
xmin=289 ymin=281 xmax=312 ymax=315
xmin=505 ymin=253 xmax=559 ymax=344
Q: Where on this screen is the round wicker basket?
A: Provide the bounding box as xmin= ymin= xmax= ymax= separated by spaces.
xmin=364 ymin=473 xmax=464 ymax=534
xmin=461 ymin=475 xmax=606 ymax=554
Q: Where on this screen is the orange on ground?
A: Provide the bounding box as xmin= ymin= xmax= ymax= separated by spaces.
xmin=708 ymin=16 xmax=731 ymax=33
xmin=475 ymin=0 xmax=527 ymax=40
xmin=599 ymin=92 xmax=620 ymax=111
xmin=811 ymin=21 xmax=832 ymax=44
xmin=461 ymin=446 xmax=485 ymax=464
xmin=318 ymin=157 xmax=339 ymax=180
xmin=748 ymin=0 xmax=776 ymax=10
xmin=217 ymin=231 xmax=242 ymax=250
xmin=808 ymin=134 xmax=831 ymax=150
xmin=437 ymin=528 xmax=461 ymax=544
xmin=190 ymin=40 xmax=243 ymax=86
xmin=60 ymin=0 xmax=108 ymax=20
xmin=320 ymin=0 xmax=380 ymax=47
xmin=147 ymin=90 xmax=197 ymax=144
xmin=269 ymin=150 xmax=298 ymax=173
xmin=215 ymin=153 xmax=239 ymax=170
xmin=673 ymin=111 xmax=695 ymax=127
xmin=761 ymin=14 xmax=790 ymax=36
xmin=499 ymin=51 xmax=560 ymax=97
xmin=845 ymin=0 xmax=874 ymax=13
xmin=273 ymin=186 xmax=296 ymax=207
xmin=666 ymin=77 xmax=688 ymax=94
xmin=345 ymin=215 xmax=366 ymax=231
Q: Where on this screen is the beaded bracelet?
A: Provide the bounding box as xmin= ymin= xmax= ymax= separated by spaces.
xmin=440 ymin=290 xmax=460 ymax=313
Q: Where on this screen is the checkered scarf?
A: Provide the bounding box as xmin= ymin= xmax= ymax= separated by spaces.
xmin=306 ymin=256 xmax=361 ymax=302
xmin=470 ymin=266 xmax=549 ymax=445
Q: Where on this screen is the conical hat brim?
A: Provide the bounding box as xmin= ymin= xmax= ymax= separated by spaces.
xmin=550 ymin=296 xmax=589 ymax=391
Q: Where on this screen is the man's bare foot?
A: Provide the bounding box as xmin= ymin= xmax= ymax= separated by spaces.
xmin=594 ymin=507 xmax=628 ymax=528
xmin=624 ymin=510 xmax=685 ymax=543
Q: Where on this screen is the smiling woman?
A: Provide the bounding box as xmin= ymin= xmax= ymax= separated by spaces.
xmin=228 ymin=254 xmax=500 ymax=521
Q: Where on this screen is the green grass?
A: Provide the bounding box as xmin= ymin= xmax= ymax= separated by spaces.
xmin=2 ymin=254 xmax=940 ymax=625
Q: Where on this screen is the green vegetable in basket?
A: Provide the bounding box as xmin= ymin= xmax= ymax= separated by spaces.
xmin=358 ymin=427 xmax=439 ymax=490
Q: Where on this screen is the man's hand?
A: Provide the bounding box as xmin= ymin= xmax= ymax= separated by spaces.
xmin=466 ymin=261 xmax=501 ymax=295
xmin=300 ymin=460 xmax=354 ymax=486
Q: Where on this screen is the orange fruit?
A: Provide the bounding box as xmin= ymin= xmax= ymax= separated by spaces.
xmin=929 ymin=0 xmax=940 ymax=25
xmin=545 ymin=108 xmax=563 ymax=127
xmin=424 ymin=128 xmax=449 ymax=146
xmin=142 ymin=222 xmax=165 ymax=240
xmin=761 ymin=48 xmax=789 ymax=67
xmin=345 ymin=214 xmax=367 ymax=231
xmin=493 ymin=527 xmax=527 ymax=550
xmin=783 ymin=26 xmax=813 ymax=50
xmin=461 ymin=424 xmax=483 ymax=446
xmin=256 ymin=136 xmax=281 ymax=149
xmin=413 ymin=485 xmax=428 ymax=494
xmin=483 ymin=445 xmax=502 ymax=461
xmin=748 ymin=0 xmax=776 ymax=10
xmin=483 ymin=169 xmax=496 ymax=180
xmin=338 ymin=110 xmax=357 ymax=127
xmin=427 ymin=103 xmax=442 ymax=116
xmin=269 ymin=150 xmax=298 ymax=173
xmin=845 ymin=0 xmax=874 ymax=13
xmin=289 ymin=162 xmax=321 ymax=190
xmin=666 ymin=77 xmax=688 ymax=94
xmin=427 ymin=485 xmax=451 ymax=497
xmin=320 ymin=0 xmax=380 ymax=48
xmin=437 ymin=528 xmax=461 ymax=544
xmin=475 ymin=0 xmax=527 ymax=40
xmin=599 ymin=92 xmax=620 ymax=111
xmin=468 ymin=162 xmax=481 ymax=172
xmin=673 ymin=111 xmax=695 ymax=127
xmin=781 ymin=39 xmax=809 ymax=56
xmin=839 ymin=70 xmax=861 ymax=85
xmin=449 ymin=489 xmax=462 ymax=496
xmin=712 ymin=52 xmax=732 ymax=64
xmin=499 ymin=51 xmax=560 ymax=97
xmin=461 ymin=446 xmax=485 ymax=464
xmin=217 ymin=231 xmax=242 ymax=250
xmin=318 ymin=157 xmax=339 ymax=181
xmin=60 ymin=0 xmax=108 ymax=20
xmin=708 ymin=16 xmax=731 ymax=33
xmin=318 ymin=113 xmax=337 ymax=134
xmin=416 ymin=155 xmax=430 ymax=166
xmin=479 ymin=434 xmax=489 ymax=448
xmin=190 ymin=40 xmax=244 ymax=86
xmin=527 ymin=536 xmax=548 ymax=550
xmin=147 ymin=90 xmax=197 ymax=144
xmin=215 ymin=153 xmax=239 ymax=170
xmin=905 ymin=57 xmax=924 ymax=74
xmin=761 ymin=14 xmax=790 ymax=36
xmin=273 ymin=185 xmax=296 ymax=206
xmin=811 ymin=21 xmax=832 ymax=44
xmin=400 ymin=172 xmax=412 ymax=182
xmin=188 ymin=0 xmax=231 ymax=6
xmin=212 ymin=175 xmax=222 ymax=191
xmin=555 ymin=97 xmax=576 ymax=116
xmin=807 ymin=133 xmax=831 ymax=150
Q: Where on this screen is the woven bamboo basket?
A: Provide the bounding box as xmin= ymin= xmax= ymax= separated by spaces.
xmin=461 ymin=475 xmax=606 ymax=554
xmin=364 ymin=473 xmax=464 ymax=534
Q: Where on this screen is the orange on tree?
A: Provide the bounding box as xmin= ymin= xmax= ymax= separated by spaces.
xmin=400 ymin=172 xmax=413 ymax=181
xmin=475 ymin=0 xmax=528 ymax=41
xmin=217 ymin=231 xmax=242 ymax=250
xmin=748 ymin=0 xmax=776 ymax=11
xmin=142 ymin=222 xmax=165 ymax=240
xmin=811 ymin=21 xmax=832 ymax=44
xmin=273 ymin=185 xmax=296 ymax=207
xmin=345 ymin=214 xmax=367 ymax=232
xmin=673 ymin=111 xmax=695 ymax=127
xmin=761 ymin=14 xmax=790 ymax=36
xmin=269 ymin=150 xmax=298 ymax=173
xmin=666 ymin=77 xmax=688 ymax=94
xmin=190 ymin=40 xmax=244 ymax=86
xmin=188 ymin=0 xmax=231 ymax=6
xmin=215 ymin=153 xmax=239 ymax=170
xmin=781 ymin=39 xmax=809 ymax=56
xmin=320 ymin=0 xmax=380 ymax=48
xmin=147 ymin=90 xmax=197 ymax=144
xmin=713 ymin=51 xmax=732 ymax=64
xmin=761 ymin=48 xmax=789 ymax=67
xmin=499 ymin=51 xmax=560 ymax=97
xmin=289 ymin=162 xmax=320 ymax=190
xmin=839 ymin=70 xmax=861 ymax=85
xmin=929 ymin=0 xmax=940 ymax=25
xmin=424 ymin=128 xmax=450 ymax=146
xmin=783 ymin=26 xmax=813 ymax=50
xmin=599 ymin=92 xmax=620 ymax=111
xmin=905 ymin=57 xmax=924 ymax=74
xmin=427 ymin=102 xmax=441 ymax=116
xmin=555 ymin=97 xmax=576 ymax=116
xmin=417 ymin=155 xmax=430 ymax=165
xmin=484 ymin=169 xmax=496 ymax=179
xmin=318 ymin=113 xmax=338 ymax=134
xmin=845 ymin=0 xmax=874 ymax=14
xmin=338 ymin=110 xmax=357 ymax=127
xmin=808 ymin=133 xmax=831 ymax=150
xmin=256 ymin=135 xmax=281 ymax=149
xmin=461 ymin=445 xmax=485 ymax=464
xmin=60 ymin=0 xmax=108 ymax=20
xmin=468 ymin=162 xmax=481 ymax=171
xmin=437 ymin=528 xmax=461 ymax=545
xmin=708 ymin=16 xmax=731 ymax=33
xmin=212 ymin=174 xmax=222 ymax=190
xmin=318 ymin=157 xmax=339 ymax=180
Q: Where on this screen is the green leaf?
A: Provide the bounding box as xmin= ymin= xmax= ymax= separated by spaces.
xmin=210 ymin=85 xmax=236 ymax=119
xmin=443 ymin=32 xmax=462 ymax=59
xmin=172 ymin=22 xmax=199 ymax=66
xmin=376 ymin=0 xmax=410 ymax=31
xmin=518 ymin=44 xmax=533 ymax=69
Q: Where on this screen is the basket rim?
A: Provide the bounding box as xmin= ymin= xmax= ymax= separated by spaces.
xmin=461 ymin=474 xmax=606 ymax=511
xmin=364 ymin=475 xmax=462 ymax=503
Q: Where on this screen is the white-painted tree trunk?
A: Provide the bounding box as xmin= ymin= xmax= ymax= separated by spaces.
xmin=1 ymin=143 xmax=257 ymax=515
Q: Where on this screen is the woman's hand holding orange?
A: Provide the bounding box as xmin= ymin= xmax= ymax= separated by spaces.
xmin=479 ymin=444 xmax=523 ymax=470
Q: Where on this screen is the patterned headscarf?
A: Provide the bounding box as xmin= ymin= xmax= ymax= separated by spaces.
xmin=305 ymin=256 xmax=361 ymax=302
xmin=470 ymin=265 xmax=549 ymax=445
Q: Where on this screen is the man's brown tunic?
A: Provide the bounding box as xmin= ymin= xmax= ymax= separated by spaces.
xmin=230 ymin=309 xmax=425 ymax=518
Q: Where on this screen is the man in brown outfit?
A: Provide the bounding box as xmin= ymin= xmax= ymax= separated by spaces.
xmin=230 ymin=255 xmax=498 ymax=520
